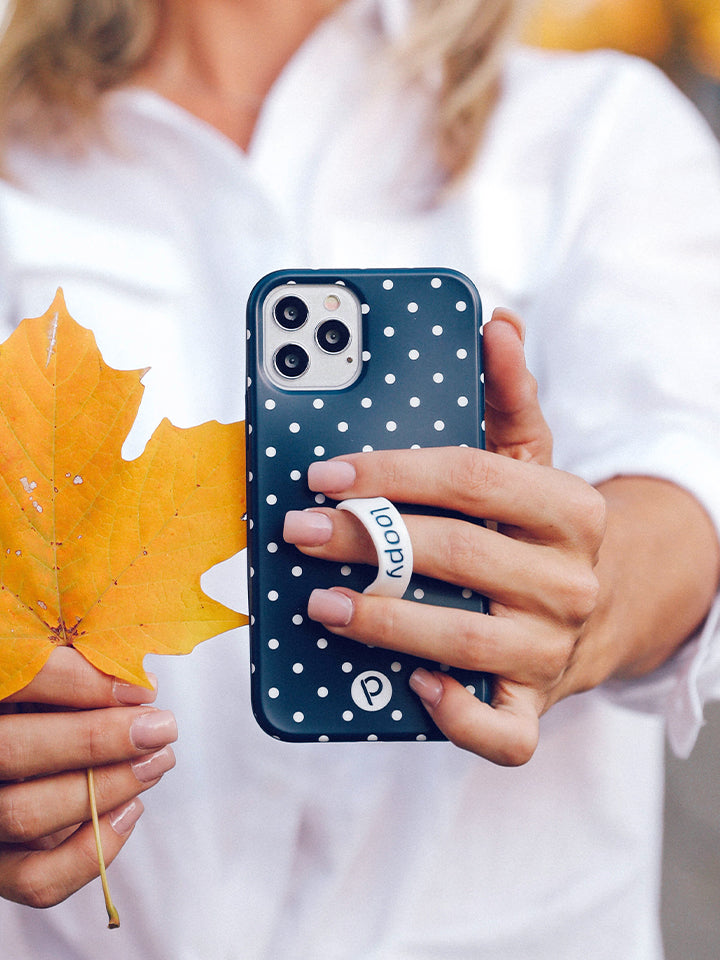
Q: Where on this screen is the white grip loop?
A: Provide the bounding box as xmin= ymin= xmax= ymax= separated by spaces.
xmin=336 ymin=497 xmax=413 ymax=599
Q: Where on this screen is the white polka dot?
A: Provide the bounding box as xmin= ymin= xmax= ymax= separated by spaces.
xmin=292 ymin=663 xmax=304 ymax=674
xmin=341 ymin=565 xmax=352 ymax=576
xmin=266 ymin=446 xmax=277 ymax=458
xmin=457 ymin=396 xmax=468 ymax=407
xmin=268 ymin=638 xmax=279 ymax=649
xmin=362 ymin=444 xmax=374 ymax=452
xmin=293 ymin=711 xmax=304 ymax=723
xmin=289 ymin=422 xmax=300 ymax=433
xmin=314 ymin=445 xmax=325 ymax=456
xmin=432 ymin=325 xmax=443 ymax=336
xmin=367 ymin=734 xmax=378 ymax=741
xmin=343 ymin=710 xmax=354 ymax=721
xmin=290 ymin=469 xmax=301 ymax=480
xmin=268 ymin=590 xmax=279 ymax=601
xmin=433 ymin=372 xmax=444 ymax=383
xmin=384 ymin=326 xmax=395 ymax=337
xmin=457 ymin=348 xmax=468 ymax=359
xmin=416 ymin=734 xmax=427 ymax=741
xmin=266 ymin=494 xmax=277 ymax=505
xmin=248 ymin=472 xmax=253 ymax=482
xmin=265 ymin=399 xmax=276 ymax=410
xmin=413 ymin=588 xmax=425 ymax=599
xmin=462 ymin=588 xmax=472 ymax=599
xmin=456 ymin=300 xmax=467 ymax=311
xmin=342 ymin=662 xmax=353 ymax=673
xmin=434 ymin=420 xmax=445 ymax=431
xmin=319 ymin=735 xmax=330 ymax=742
xmin=318 ymin=686 xmax=329 ymax=698
xmin=315 ymin=493 xmax=326 ymax=504
xmin=391 ymin=661 xmax=402 ymax=672
xmin=313 ymin=398 xmax=324 ymax=409
xmin=408 ymin=349 xmax=419 ymax=360
xmin=409 ymin=396 xmax=421 ymax=407
xmin=267 ymin=542 xmax=278 ymax=553
xmin=465 ymin=684 xmax=476 ymax=695
xmin=317 ymin=637 xmax=328 ymax=649
xmin=291 ymin=566 xmax=303 ymax=577
xmin=292 ymin=614 xmax=304 ymax=625
xmin=362 ymin=350 xmax=371 ymax=360
xmin=386 ymin=420 xmax=397 ymax=431
xmin=337 ymin=421 xmax=349 ymax=432
xmin=385 ymin=373 xmax=396 ymax=384
xmin=361 ymin=303 xmax=370 ymax=314
xmin=383 ymin=279 xmax=394 ymax=290
xmin=269 ymin=687 xmax=279 ymax=699
xmin=407 ymin=301 xmax=418 ymax=313
xmin=391 ymin=710 xmax=403 ymax=721
xmin=431 ymin=277 xmax=442 ymax=288
xmin=361 ymin=397 xmax=372 ymax=408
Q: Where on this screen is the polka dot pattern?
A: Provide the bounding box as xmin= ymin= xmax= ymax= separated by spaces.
xmin=247 ymin=268 xmax=489 ymax=742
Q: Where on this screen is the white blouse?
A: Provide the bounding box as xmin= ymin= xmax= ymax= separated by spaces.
xmin=1 ymin=2 xmax=719 ymax=957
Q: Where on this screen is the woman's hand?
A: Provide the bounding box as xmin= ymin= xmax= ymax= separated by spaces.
xmin=283 ymin=311 xmax=606 ymax=763
xmin=0 ymin=647 xmax=177 ymax=908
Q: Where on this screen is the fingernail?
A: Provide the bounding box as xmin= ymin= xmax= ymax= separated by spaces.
xmin=130 ymin=710 xmax=178 ymax=750
xmin=283 ymin=510 xmax=333 ymax=546
xmin=308 ymin=588 xmax=354 ymax=626
xmin=491 ymin=307 xmax=525 ymax=343
xmin=113 ymin=674 xmax=158 ymax=705
xmin=109 ymin=798 xmax=144 ymax=836
xmin=409 ymin=668 xmax=444 ymax=708
xmin=307 ymin=460 xmax=356 ymax=492
xmin=130 ymin=745 xmax=176 ymax=783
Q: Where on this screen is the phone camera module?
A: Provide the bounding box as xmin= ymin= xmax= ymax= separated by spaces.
xmin=274 ymin=296 xmax=308 ymax=330
xmin=274 ymin=343 xmax=309 ymax=379
xmin=316 ymin=318 xmax=351 ymax=354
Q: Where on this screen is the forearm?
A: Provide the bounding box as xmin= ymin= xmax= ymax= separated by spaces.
xmin=553 ymin=475 xmax=720 ymax=704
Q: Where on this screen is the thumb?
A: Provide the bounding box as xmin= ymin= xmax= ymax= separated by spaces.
xmin=483 ymin=308 xmax=553 ymax=465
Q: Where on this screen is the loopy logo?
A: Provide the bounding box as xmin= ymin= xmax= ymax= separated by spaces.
xmin=369 ymin=504 xmax=406 ymax=582
xmin=351 ymin=670 xmax=393 ymax=712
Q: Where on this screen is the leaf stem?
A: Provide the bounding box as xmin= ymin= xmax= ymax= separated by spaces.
xmin=86 ymin=767 xmax=120 ymax=928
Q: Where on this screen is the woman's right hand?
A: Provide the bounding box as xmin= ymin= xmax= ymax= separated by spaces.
xmin=0 ymin=647 xmax=177 ymax=908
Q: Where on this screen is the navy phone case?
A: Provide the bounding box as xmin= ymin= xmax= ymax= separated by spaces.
xmin=246 ymin=268 xmax=491 ymax=741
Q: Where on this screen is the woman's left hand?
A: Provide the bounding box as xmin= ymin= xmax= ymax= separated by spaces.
xmin=283 ymin=311 xmax=607 ymax=765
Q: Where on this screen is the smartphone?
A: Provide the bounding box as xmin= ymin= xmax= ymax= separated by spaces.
xmin=246 ymin=268 xmax=491 ymax=742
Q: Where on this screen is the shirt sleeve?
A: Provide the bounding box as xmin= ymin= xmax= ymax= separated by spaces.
xmin=503 ymin=53 xmax=720 ymax=755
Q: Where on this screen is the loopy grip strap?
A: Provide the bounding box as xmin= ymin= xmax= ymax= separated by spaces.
xmin=336 ymin=497 xmax=413 ymax=599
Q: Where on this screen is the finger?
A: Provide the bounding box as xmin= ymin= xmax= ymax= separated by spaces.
xmin=285 ymin=507 xmax=593 ymax=615
xmin=0 ymin=707 xmax=178 ymax=781
xmin=408 ymin=670 xmax=540 ymax=765
xmin=0 ymin=800 xmax=143 ymax=908
xmin=306 ymin=447 xmax=599 ymax=543
xmin=306 ymin=587 xmax=573 ymax=687
xmin=0 ymin=747 xmax=175 ymax=844
xmin=3 ymin=647 xmax=157 ymax=709
xmin=483 ymin=310 xmax=553 ymax=465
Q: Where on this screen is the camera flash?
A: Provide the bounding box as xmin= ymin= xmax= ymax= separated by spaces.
xmin=324 ymin=294 xmax=341 ymax=311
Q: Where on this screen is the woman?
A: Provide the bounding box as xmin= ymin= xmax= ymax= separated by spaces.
xmin=0 ymin=1 xmax=719 ymax=957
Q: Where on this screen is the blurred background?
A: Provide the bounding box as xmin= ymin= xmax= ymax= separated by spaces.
xmin=0 ymin=0 xmax=717 ymax=956
xmin=524 ymin=4 xmax=720 ymax=957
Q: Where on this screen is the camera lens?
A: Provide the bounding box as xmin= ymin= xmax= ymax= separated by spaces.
xmin=274 ymin=296 xmax=308 ymax=330
xmin=274 ymin=343 xmax=309 ymax=379
xmin=316 ymin=319 xmax=351 ymax=354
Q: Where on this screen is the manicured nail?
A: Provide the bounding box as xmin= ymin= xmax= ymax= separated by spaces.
xmin=491 ymin=307 xmax=525 ymax=343
xmin=283 ymin=510 xmax=333 ymax=546
xmin=109 ymin=798 xmax=144 ymax=836
xmin=129 ymin=710 xmax=178 ymax=750
xmin=307 ymin=460 xmax=356 ymax=492
xmin=409 ymin=668 xmax=444 ymax=708
xmin=113 ymin=674 xmax=158 ymax=705
xmin=130 ymin=745 xmax=176 ymax=783
xmin=308 ymin=588 xmax=354 ymax=626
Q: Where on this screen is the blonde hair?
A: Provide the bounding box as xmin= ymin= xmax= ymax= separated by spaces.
xmin=0 ymin=0 xmax=523 ymax=179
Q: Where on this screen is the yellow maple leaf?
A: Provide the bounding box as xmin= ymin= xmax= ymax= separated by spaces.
xmin=0 ymin=289 xmax=247 ymax=699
